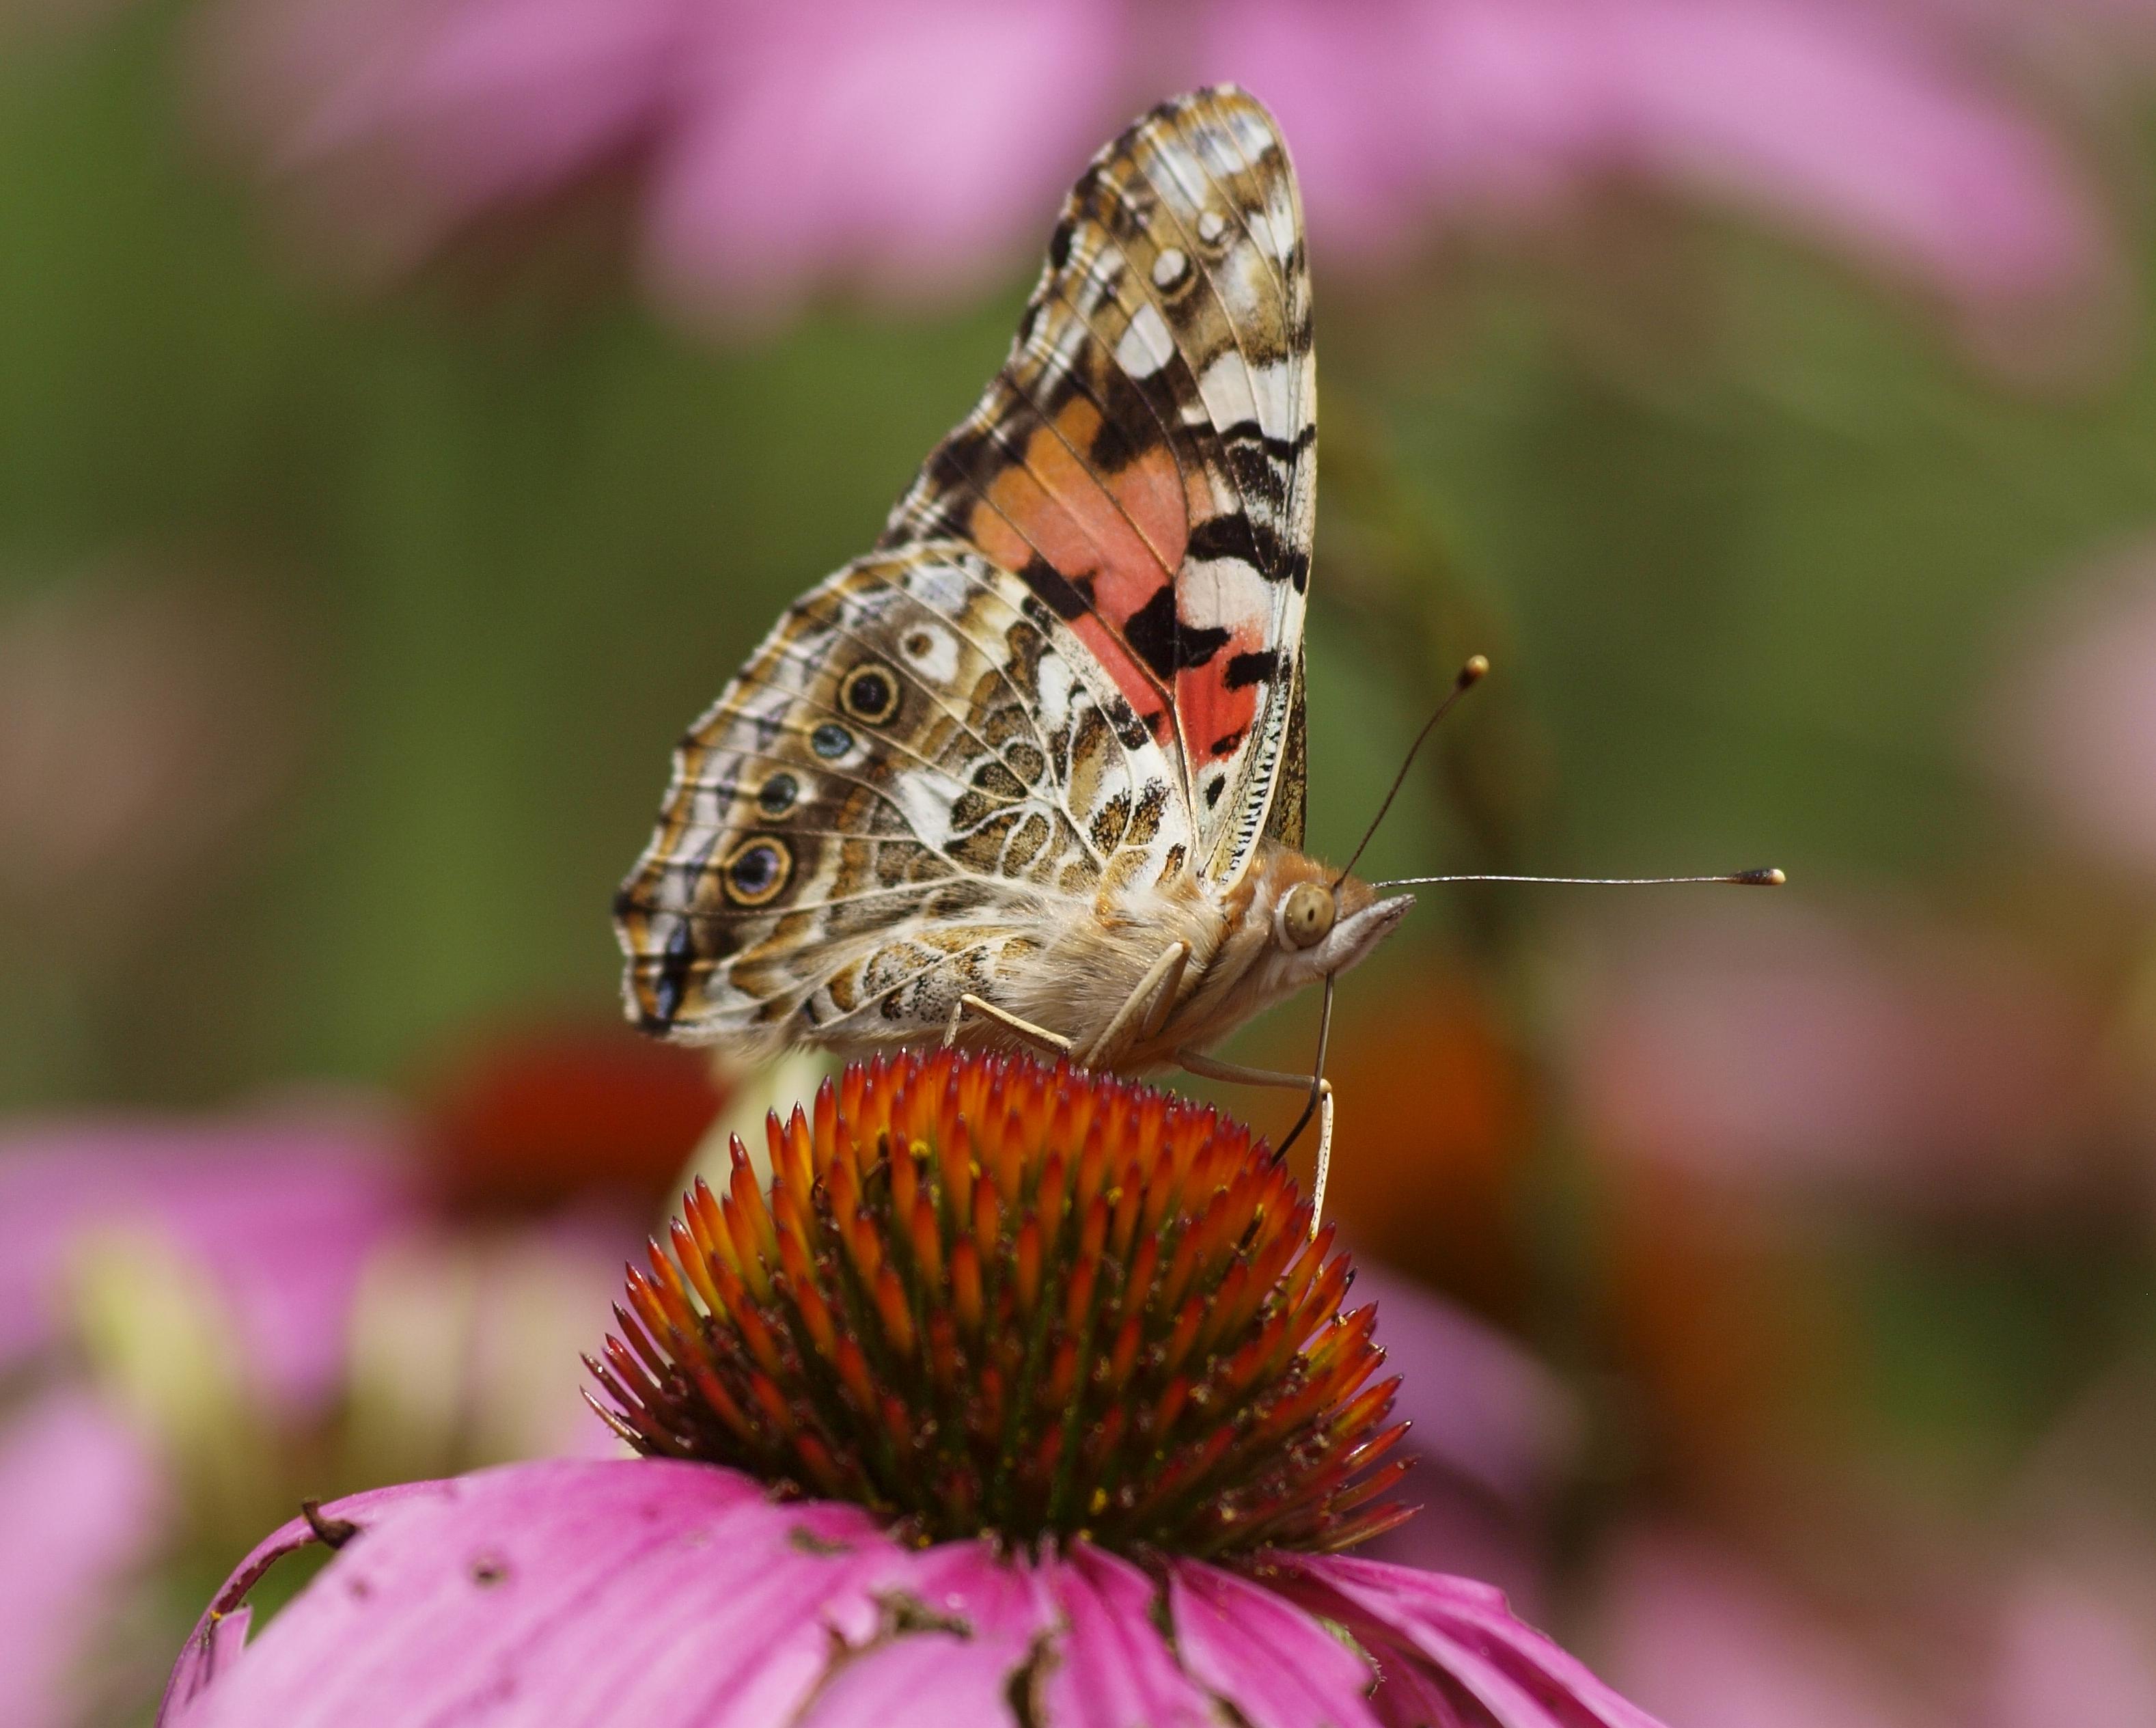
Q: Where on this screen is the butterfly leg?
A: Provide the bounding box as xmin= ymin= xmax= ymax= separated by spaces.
xmin=1174 ymin=1048 xmax=1336 ymax=1240
xmin=1079 ymin=941 xmax=1191 ymax=1066
xmin=941 ymin=992 xmax=1075 ymax=1058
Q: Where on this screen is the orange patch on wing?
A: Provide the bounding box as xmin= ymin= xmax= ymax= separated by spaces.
xmin=964 ymin=397 xmax=1190 ymax=728
xmin=1180 ymin=627 xmax=1263 ymax=765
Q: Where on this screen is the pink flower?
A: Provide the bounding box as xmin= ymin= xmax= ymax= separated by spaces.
xmin=1204 ymin=0 xmax=2106 ymax=303
xmin=1566 ymin=895 xmax=2103 ymax=1209
xmin=0 ymin=1104 xmax=408 ymax=1405
xmin=1597 ymin=1519 xmax=2156 ymax=1728
xmin=192 ymin=3 xmax=2126 ymax=331
xmin=1987 ymin=1545 xmax=2156 ymax=1728
xmin=1355 ymin=1263 xmax=1582 ymax=1613
xmin=1596 ymin=1524 xmax=1942 ymax=1728
xmin=0 ymin=1024 xmax=727 ymax=1728
xmin=193 ymin=0 xmax=1124 ymax=325
xmin=0 ymin=1106 xmax=406 ymax=1728
xmin=1991 ymin=538 xmax=2156 ymax=887
xmin=161 ymin=1052 xmax=1670 ymax=1727
xmin=0 ymin=1390 xmax=169 ymax=1728
xmin=163 ymin=1459 xmax=1661 ymax=1728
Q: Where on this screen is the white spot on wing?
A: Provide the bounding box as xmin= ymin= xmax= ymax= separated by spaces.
xmin=1180 ymin=556 xmax=1273 ymax=634
xmin=1245 ymin=356 xmax=1299 ymax=439
xmin=905 ymin=558 xmax=973 ymax=617
xmin=1115 ymin=302 xmax=1174 ymax=379
xmin=899 ymin=622 xmax=960 ymax=685
xmin=1196 ymin=351 xmax=1262 ymax=449
xmin=1152 ymin=247 xmax=1188 ymax=289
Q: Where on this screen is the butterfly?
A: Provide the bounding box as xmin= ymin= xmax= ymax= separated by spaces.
xmin=614 ymin=86 xmax=1410 ymax=1154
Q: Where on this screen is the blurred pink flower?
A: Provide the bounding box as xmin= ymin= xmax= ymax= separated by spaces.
xmin=161 ymin=1457 xmax=1668 ymax=1728
xmin=194 ymin=0 xmax=2125 ymax=331
xmin=1355 ymin=1262 xmax=1583 ymax=1613
xmin=193 ymin=0 xmax=1124 ymax=324
xmin=1596 ymin=1524 xmax=1942 ymax=1728
xmin=1203 ymin=0 xmax=2107 ymax=302
xmin=1567 ymin=896 xmax=2103 ymax=1206
xmin=1993 ymin=538 xmax=2156 ymax=885
xmin=1987 ymin=1548 xmax=2156 ymax=1728
xmin=1598 ymin=1519 xmax=2156 ymax=1728
xmin=0 ymin=1106 xmax=408 ymax=1405
xmin=639 ymin=3 xmax=1127 ymax=322
xmin=0 ymin=1390 xmax=167 ymax=1728
xmin=1364 ymin=1262 xmax=1584 ymax=1510
xmin=0 ymin=1026 xmax=723 ymax=1727
xmin=0 ymin=1106 xmax=406 ymax=1728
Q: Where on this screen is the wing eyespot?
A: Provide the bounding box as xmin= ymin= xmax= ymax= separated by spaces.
xmin=722 ymin=836 xmax=792 ymax=907
xmin=810 ymin=722 xmax=855 ymax=759
xmin=756 ymin=773 xmax=800 ymax=817
xmin=839 ymin=662 xmax=902 ymax=725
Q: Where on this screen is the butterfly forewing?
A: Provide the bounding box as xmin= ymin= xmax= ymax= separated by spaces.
xmin=618 ymin=86 xmax=1315 ymax=1054
xmin=882 ymin=85 xmax=1314 ymax=886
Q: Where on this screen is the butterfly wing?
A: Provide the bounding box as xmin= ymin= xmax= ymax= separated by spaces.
xmin=882 ymin=84 xmax=1314 ymax=888
xmin=617 ymin=87 xmax=1312 ymax=1052
xmin=614 ymin=543 xmax=1193 ymax=1048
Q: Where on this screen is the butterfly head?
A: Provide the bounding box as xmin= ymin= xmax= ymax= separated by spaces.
xmin=1245 ymin=850 xmax=1413 ymax=1005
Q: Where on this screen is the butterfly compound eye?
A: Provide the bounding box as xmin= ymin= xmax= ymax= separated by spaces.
xmin=1277 ymin=881 xmax=1336 ymax=950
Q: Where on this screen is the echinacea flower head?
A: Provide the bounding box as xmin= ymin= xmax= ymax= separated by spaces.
xmin=594 ymin=1047 xmax=1405 ymax=1556
xmin=163 ymin=1052 xmax=1670 ymax=1728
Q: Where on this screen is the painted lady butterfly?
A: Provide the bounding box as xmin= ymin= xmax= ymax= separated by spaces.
xmin=616 ymin=87 xmax=1403 ymax=1149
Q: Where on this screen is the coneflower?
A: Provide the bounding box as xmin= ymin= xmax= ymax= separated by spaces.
xmin=162 ymin=1054 xmax=1666 ymax=1728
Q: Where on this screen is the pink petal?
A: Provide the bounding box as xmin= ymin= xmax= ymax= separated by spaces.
xmin=1592 ymin=1526 xmax=1931 ymax=1728
xmin=161 ymin=1478 xmax=459 ymax=1723
xmin=198 ymin=0 xmax=685 ymax=274
xmin=0 ymin=1390 xmax=167 ymax=1728
xmin=1204 ymin=0 xmax=2104 ymax=303
xmin=1043 ymin=1546 xmax=1217 ymax=1728
xmin=1361 ymin=1263 xmax=1581 ymax=1506
xmin=644 ymin=0 xmax=1124 ymax=320
xmin=1610 ymin=0 xmax=2100 ymax=301
xmin=0 ymin=1108 xmax=411 ymax=1409
xmin=1267 ymin=1550 xmax=1666 ymax=1728
xmin=163 ymin=1459 xmax=924 ymax=1728
xmin=798 ymin=1541 xmax=1046 ymax=1728
xmin=1989 ymin=1554 xmax=2156 ymax=1728
xmin=1169 ymin=1560 xmax=1384 ymax=1728
xmin=167 ymin=1455 xmax=1693 ymax=1728
xmin=1567 ymin=899 xmax=2098 ymax=1206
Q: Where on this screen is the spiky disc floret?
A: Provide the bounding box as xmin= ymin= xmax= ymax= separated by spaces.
xmin=590 ymin=1051 xmax=1410 ymax=1559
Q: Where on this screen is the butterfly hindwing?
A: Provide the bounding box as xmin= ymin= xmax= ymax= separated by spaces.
xmin=615 ymin=545 xmax=1191 ymax=1045
xmin=881 ymin=85 xmax=1314 ymax=888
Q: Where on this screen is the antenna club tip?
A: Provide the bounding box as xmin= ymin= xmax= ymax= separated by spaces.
xmin=1460 ymin=654 xmax=1491 ymax=683
xmin=1741 ymin=867 xmax=1787 ymax=887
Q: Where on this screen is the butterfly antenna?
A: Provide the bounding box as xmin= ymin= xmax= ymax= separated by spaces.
xmin=1331 ymin=655 xmax=1489 ymax=890
xmin=1375 ymin=868 xmax=1787 ymax=889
